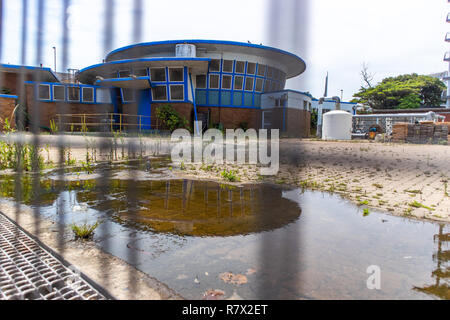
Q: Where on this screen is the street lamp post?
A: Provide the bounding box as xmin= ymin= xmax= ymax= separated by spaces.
xmin=52 ymin=47 xmax=56 ymax=72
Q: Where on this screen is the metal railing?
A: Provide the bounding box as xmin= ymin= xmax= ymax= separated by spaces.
xmin=54 ymin=113 xmax=153 ymax=133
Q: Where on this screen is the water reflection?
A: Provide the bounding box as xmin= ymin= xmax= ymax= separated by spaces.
xmin=414 ymin=225 xmax=450 ymax=299
xmin=0 ymin=167 xmax=449 ymax=300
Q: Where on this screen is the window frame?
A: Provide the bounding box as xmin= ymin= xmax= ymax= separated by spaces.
xmin=82 ymin=87 xmax=95 ymax=103
xmin=133 ymin=68 xmax=148 ymax=77
xmin=196 ymin=75 xmax=207 ymax=89
xmin=255 ymin=78 xmax=263 ymax=92
xmin=247 ymin=62 xmax=256 ymax=75
xmin=235 ymin=61 xmax=245 ymax=74
xmin=121 ymin=88 xmax=136 ymax=103
xmin=169 ymin=84 xmax=184 ymax=101
xmin=118 ymin=70 xmax=131 ymax=78
xmin=151 ymin=85 xmax=168 ymax=101
xmin=37 ymin=84 xmax=51 ymax=101
xmin=234 ymin=76 xmax=244 ymax=90
xmin=222 ymin=60 xmax=234 ymax=73
xmin=52 ymin=85 xmax=66 ymax=101
xmin=221 ymin=75 xmax=232 ymax=90
xmin=209 ymin=59 xmax=221 ymax=72
xmin=67 ymin=86 xmax=80 ymax=102
xmin=257 ymin=64 xmax=266 ymax=77
xmin=244 ymin=77 xmax=254 ymax=92
xmin=209 ymin=74 xmax=220 ymax=89
xmin=150 ymin=67 xmax=167 ymax=82
xmin=169 ymin=67 xmax=184 ymax=82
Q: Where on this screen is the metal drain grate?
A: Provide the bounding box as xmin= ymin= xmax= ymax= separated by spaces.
xmin=0 ymin=213 xmax=107 ymax=300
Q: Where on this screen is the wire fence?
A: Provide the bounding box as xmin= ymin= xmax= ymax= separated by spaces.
xmin=0 ymin=0 xmax=308 ymax=300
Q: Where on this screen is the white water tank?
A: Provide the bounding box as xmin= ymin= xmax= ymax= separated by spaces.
xmin=322 ymin=110 xmax=352 ymax=140
xmin=175 ymin=44 xmax=196 ymax=58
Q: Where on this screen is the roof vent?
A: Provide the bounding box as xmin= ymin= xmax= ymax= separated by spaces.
xmin=175 ymin=44 xmax=196 ymax=58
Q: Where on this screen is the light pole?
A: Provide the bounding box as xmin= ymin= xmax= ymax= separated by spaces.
xmin=340 ymin=89 xmax=343 ymax=101
xmin=52 ymin=47 xmax=56 ymax=72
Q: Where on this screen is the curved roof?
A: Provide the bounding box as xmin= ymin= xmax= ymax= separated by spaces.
xmin=105 ymin=40 xmax=306 ymax=79
xmin=78 ymin=57 xmax=211 ymax=85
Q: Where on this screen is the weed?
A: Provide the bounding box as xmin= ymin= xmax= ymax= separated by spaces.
xmin=372 ymin=183 xmax=383 ymax=189
xmin=71 ymin=222 xmax=99 ymax=240
xmin=221 ymin=169 xmax=240 ymax=182
xmin=409 ymin=201 xmax=434 ymax=211
xmin=363 ymin=208 xmax=370 ymax=216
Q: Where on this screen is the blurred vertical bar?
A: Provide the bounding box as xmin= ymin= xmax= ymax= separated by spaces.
xmin=56 ymin=0 xmax=71 ymax=255
xmin=258 ymin=0 xmax=310 ymax=299
xmin=31 ymin=0 xmax=45 ymax=239
xmin=125 ymin=0 xmax=143 ymax=299
xmin=95 ymin=0 xmax=116 ymax=293
xmin=133 ymin=0 xmax=142 ymax=44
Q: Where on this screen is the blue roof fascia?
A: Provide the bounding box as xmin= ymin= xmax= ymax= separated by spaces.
xmin=105 ymin=40 xmax=305 ymax=66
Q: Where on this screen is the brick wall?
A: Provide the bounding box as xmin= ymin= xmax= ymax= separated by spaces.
xmin=197 ymin=107 xmax=260 ymax=130
xmin=0 ymin=96 xmax=18 ymax=129
xmin=25 ymin=84 xmax=113 ymax=130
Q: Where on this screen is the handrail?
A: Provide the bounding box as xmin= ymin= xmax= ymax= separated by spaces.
xmin=54 ymin=113 xmax=154 ymax=133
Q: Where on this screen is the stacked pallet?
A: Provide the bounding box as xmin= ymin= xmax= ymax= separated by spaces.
xmin=392 ymin=123 xmax=409 ymax=143
xmin=392 ymin=122 xmax=448 ymax=144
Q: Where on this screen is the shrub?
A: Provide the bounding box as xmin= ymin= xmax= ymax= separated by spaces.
xmin=155 ymin=104 xmax=189 ymax=132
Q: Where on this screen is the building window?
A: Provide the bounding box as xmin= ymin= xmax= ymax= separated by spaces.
xmin=263 ymin=79 xmax=269 ymax=92
xmin=247 ymin=62 xmax=256 ymax=75
xmin=222 ymin=60 xmax=233 ymax=73
xmin=235 ymin=61 xmax=245 ymax=74
xmin=196 ymin=75 xmax=207 ymax=89
xmin=222 ymin=75 xmax=232 ymax=89
xmin=150 ymin=68 xmax=166 ymax=82
xmin=106 ymin=71 xmax=117 ymax=79
xmin=303 ymin=101 xmax=308 ymax=110
xmin=257 ymin=64 xmax=266 ymax=77
xmin=267 ymin=67 xmax=274 ymax=79
xmin=67 ymin=86 xmax=80 ymax=102
xmin=118 ymin=70 xmax=131 ymax=78
xmin=133 ymin=68 xmax=148 ymax=77
xmin=96 ymin=88 xmax=112 ymax=103
xmin=245 ymin=77 xmax=254 ymax=91
xmin=234 ymin=76 xmax=243 ymax=90
xmin=255 ymin=78 xmax=263 ymax=92
xmin=38 ymin=84 xmax=50 ymax=100
xmin=209 ymin=59 xmax=221 ymax=72
xmin=151 ymin=85 xmax=167 ymax=101
xmin=209 ymin=74 xmax=220 ymax=89
xmin=53 ymin=85 xmax=65 ymax=101
xmin=169 ymin=68 xmax=184 ymax=82
xmin=169 ymin=85 xmax=184 ymax=101
xmin=122 ymin=89 xmax=135 ymax=102
xmin=273 ymin=69 xmax=279 ymax=80
xmin=82 ymin=87 xmax=94 ymax=103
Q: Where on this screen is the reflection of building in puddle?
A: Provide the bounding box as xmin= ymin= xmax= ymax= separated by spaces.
xmin=109 ymin=180 xmax=302 ymax=237
xmin=414 ymin=225 xmax=450 ymax=299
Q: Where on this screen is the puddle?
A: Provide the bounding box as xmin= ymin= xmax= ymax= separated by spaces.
xmin=0 ymin=163 xmax=448 ymax=300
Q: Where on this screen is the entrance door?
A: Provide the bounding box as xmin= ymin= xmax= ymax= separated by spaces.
xmin=262 ymin=110 xmax=272 ymax=129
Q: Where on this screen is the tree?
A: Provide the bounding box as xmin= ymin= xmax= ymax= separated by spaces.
xmin=360 ymin=62 xmax=374 ymax=89
xmin=352 ymin=73 xmax=446 ymax=109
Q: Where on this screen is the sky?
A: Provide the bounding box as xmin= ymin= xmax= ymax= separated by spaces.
xmin=1 ymin=0 xmax=449 ymax=101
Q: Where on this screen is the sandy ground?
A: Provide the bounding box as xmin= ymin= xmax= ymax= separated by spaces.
xmin=175 ymin=139 xmax=450 ymax=223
